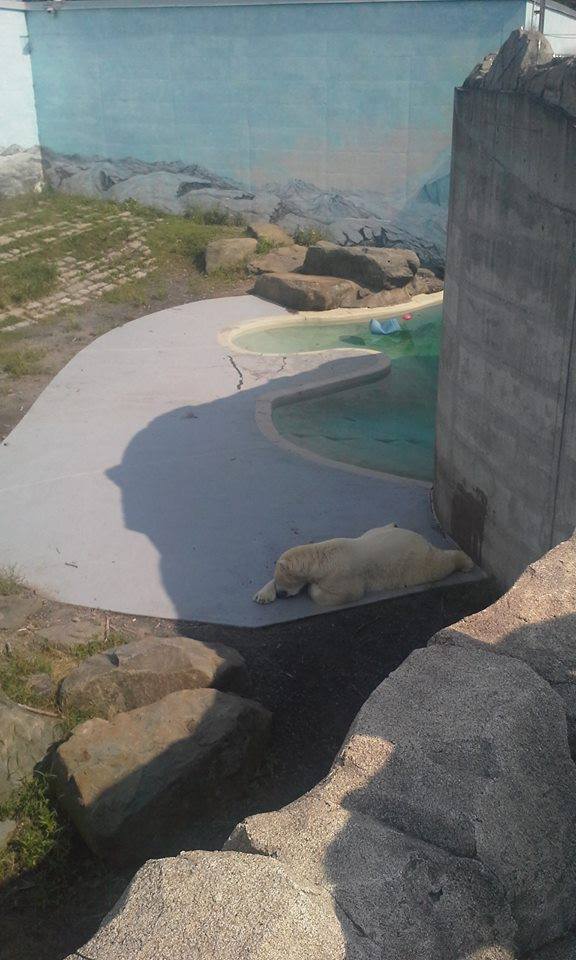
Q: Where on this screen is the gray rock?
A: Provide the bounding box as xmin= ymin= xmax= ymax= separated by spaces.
xmin=526 ymin=934 xmax=576 ymax=960
xmin=0 ymin=145 xmax=44 ymax=197
xmin=412 ymin=267 xmax=444 ymax=295
xmin=58 ymin=635 xmax=248 ymax=719
xmin=0 ymin=596 xmax=43 ymax=632
xmin=482 ymin=28 xmax=554 ymax=91
xmin=204 ymin=237 xmax=257 ymax=273
xmin=36 ymin=618 xmax=103 ymax=653
xmin=0 ymin=818 xmax=17 ymax=852
xmin=523 ymin=56 xmax=576 ymax=120
xmin=65 ymin=851 xmax=370 ymax=960
xmin=52 ymin=688 xmax=271 ymax=864
xmin=301 ymin=242 xmax=420 ymax=291
xmin=319 ymin=645 xmax=576 ymax=951
xmin=247 ymin=222 xmax=294 ymax=246
xmin=227 ymin=793 xmax=517 ymax=960
xmin=431 ymin=532 xmax=576 ymax=755
xmin=253 ymin=271 xmax=366 ymax=310
xmin=248 ymin=244 xmax=307 ymax=275
xmin=0 ymin=692 xmax=63 ymax=802
xmin=25 ymin=673 xmax=57 ymax=702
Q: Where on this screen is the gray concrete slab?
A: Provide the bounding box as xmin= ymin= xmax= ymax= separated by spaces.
xmin=0 ymin=295 xmax=479 ymax=627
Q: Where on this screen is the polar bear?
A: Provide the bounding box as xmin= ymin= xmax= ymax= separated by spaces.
xmin=253 ymin=524 xmax=473 ymax=607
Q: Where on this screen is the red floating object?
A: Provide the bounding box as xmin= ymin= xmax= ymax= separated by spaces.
xmin=402 ymin=312 xmax=413 ymax=321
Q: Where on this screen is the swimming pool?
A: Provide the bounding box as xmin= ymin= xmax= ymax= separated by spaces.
xmin=235 ymin=303 xmax=442 ymax=482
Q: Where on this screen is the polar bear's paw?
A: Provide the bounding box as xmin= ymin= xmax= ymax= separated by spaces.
xmin=253 ymin=581 xmax=277 ymax=604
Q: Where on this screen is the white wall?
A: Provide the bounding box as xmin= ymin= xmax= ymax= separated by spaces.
xmin=0 ymin=9 xmax=39 ymax=148
xmin=526 ymin=1 xmax=576 ymax=54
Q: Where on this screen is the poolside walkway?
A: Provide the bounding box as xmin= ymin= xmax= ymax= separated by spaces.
xmin=0 ymin=295 xmax=477 ymax=626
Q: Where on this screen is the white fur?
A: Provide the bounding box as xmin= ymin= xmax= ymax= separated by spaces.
xmin=253 ymin=524 xmax=473 ymax=607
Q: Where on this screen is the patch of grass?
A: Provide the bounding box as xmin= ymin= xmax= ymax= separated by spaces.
xmin=0 ymin=256 xmax=58 ymax=310
xmin=0 ymin=347 xmax=44 ymax=377
xmin=255 ymin=236 xmax=276 ymax=255
xmin=293 ymin=225 xmax=327 ymax=246
xmin=0 ymin=775 xmax=72 ymax=892
xmin=184 ymin=205 xmax=246 ymax=227
xmin=0 ymin=566 xmax=25 ymax=596
xmin=0 ymin=316 xmax=22 ymax=331
xmin=0 ymin=653 xmax=53 ymax=708
xmin=147 ymin=216 xmax=244 ymax=268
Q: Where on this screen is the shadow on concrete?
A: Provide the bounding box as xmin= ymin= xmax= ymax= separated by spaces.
xmin=104 ymin=355 xmax=461 ymax=627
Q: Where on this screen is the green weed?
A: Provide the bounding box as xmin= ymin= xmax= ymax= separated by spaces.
xmin=0 ymin=654 xmax=53 ymax=708
xmin=0 ymin=257 xmax=57 ymax=309
xmin=0 ymin=566 xmax=25 ymax=596
xmin=0 ymin=775 xmax=70 ymax=887
xmin=0 ymin=347 xmax=44 ymax=377
xmin=292 ymin=226 xmax=327 ymax=246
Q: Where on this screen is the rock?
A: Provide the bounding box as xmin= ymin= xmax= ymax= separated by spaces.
xmin=526 ymin=934 xmax=576 ymax=960
xmin=302 ymin=242 xmax=420 ymax=291
xmin=319 ymin=645 xmax=576 ymax=951
xmin=0 ymin=596 xmax=43 ymax=633
xmin=227 ymin=794 xmax=517 ymax=960
xmin=65 ymin=851 xmax=368 ymax=960
xmin=357 ymin=287 xmax=417 ymax=308
xmin=0 ymin=691 xmax=63 ymax=803
xmin=463 ymin=53 xmax=497 ymax=88
xmin=247 ymin=222 xmax=294 ymax=246
xmin=0 ymin=145 xmax=44 ymax=198
xmin=411 ymin=267 xmax=444 ymax=295
xmin=58 ymin=635 xmax=248 ymax=719
xmin=248 ymin=244 xmax=307 ymax=275
xmin=25 ymin=673 xmax=56 ymax=701
xmin=253 ymin=272 xmax=366 ymax=310
xmin=0 ymin=819 xmax=17 ymax=852
xmin=204 ymin=237 xmax=257 ymax=273
xmin=36 ymin=618 xmax=103 ymax=653
xmin=523 ymin=56 xmax=576 ymax=120
xmin=52 ymin=689 xmax=271 ymax=864
xmin=431 ymin=532 xmax=576 ymax=756
xmin=482 ymin=28 xmax=554 ymax=91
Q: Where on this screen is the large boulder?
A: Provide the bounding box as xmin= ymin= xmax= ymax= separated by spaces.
xmin=247 ymin=222 xmax=294 ymax=246
xmin=58 ymin=635 xmax=248 ymax=719
xmin=51 ymin=688 xmax=271 ymax=864
xmin=227 ymin=794 xmax=517 ymax=960
xmin=0 ymin=692 xmax=63 ymax=802
xmin=253 ymin=271 xmax=366 ymax=310
xmin=248 ymin=244 xmax=307 ymax=275
xmin=318 ymin=645 xmax=576 ymax=951
xmin=301 ymin=242 xmax=420 ymax=291
xmin=65 ymin=851 xmax=370 ymax=960
xmin=481 ymin=28 xmax=554 ymax=91
xmin=431 ymin=532 xmax=576 ymax=755
xmin=204 ymin=237 xmax=257 ymax=273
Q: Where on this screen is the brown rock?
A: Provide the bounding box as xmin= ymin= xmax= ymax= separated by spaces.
xmin=52 ymin=688 xmax=271 ymax=864
xmin=0 ymin=596 xmax=43 ymax=632
xmin=205 ymin=237 xmax=257 ymax=273
xmin=58 ymin=635 xmax=248 ymax=719
xmin=247 ymin=222 xmax=294 ymax=246
xmin=253 ymin=272 xmax=366 ymax=311
xmin=36 ymin=618 xmax=103 ymax=653
xmin=302 ymin=242 xmax=420 ymax=291
xmin=0 ymin=691 xmax=63 ymax=802
xmin=248 ymin=244 xmax=307 ymax=275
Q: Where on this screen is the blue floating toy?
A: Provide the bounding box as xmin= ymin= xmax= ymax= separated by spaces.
xmin=369 ymin=316 xmax=402 ymax=336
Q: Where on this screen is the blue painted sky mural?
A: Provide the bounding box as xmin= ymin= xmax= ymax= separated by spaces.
xmin=1 ymin=0 xmax=527 ymax=264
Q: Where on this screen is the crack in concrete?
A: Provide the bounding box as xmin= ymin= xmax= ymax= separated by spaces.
xmin=228 ymin=355 xmax=244 ymax=391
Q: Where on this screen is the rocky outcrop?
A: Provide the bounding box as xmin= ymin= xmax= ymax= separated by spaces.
xmin=204 ymin=237 xmax=257 ymax=272
xmin=58 ymin=635 xmax=248 ymax=719
xmin=0 ymin=692 xmax=63 ymax=802
xmin=0 ymin=145 xmax=44 ymax=198
xmin=228 ymin=795 xmax=517 ymax=960
xmin=52 ymin=688 xmax=271 ymax=865
xmin=464 ymin=28 xmax=576 ymax=124
xmin=253 ymin=272 xmax=367 ymax=311
xmin=432 ymin=532 xmax=576 ymax=755
xmin=301 ymin=242 xmax=420 ymax=291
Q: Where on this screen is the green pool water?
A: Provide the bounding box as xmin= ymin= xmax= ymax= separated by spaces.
xmin=236 ymin=304 xmax=442 ymax=482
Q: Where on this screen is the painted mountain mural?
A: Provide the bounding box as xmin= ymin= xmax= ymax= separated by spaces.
xmin=0 ymin=146 xmax=449 ymax=272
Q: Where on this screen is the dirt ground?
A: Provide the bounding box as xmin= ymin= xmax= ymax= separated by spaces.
xmin=0 ymin=193 xmax=498 ymax=960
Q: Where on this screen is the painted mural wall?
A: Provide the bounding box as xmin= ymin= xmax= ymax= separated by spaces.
xmin=0 ymin=8 xmax=42 ymax=194
xmin=1 ymin=1 xmax=526 ymax=267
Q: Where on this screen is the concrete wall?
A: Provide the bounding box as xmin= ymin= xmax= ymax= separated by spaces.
xmin=434 ymin=44 xmax=576 ymax=586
